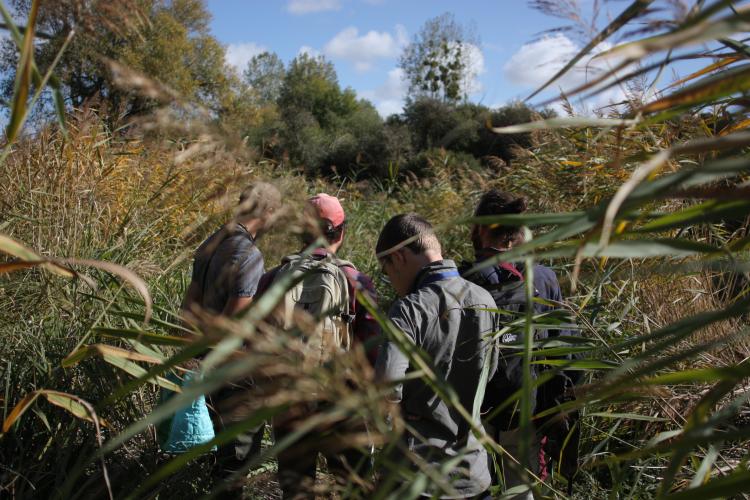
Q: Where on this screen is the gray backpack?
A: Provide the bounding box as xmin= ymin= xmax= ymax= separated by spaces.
xmin=273 ymin=254 xmax=354 ymax=365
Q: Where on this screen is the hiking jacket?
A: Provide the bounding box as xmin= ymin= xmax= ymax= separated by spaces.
xmin=461 ymin=250 xmax=579 ymax=429
xmin=375 ymin=260 xmax=499 ymax=498
xmin=256 ymin=248 xmax=381 ymax=365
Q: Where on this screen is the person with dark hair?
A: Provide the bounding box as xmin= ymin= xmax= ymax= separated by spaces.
xmin=462 ymin=189 xmax=580 ymax=498
xmin=180 ymin=181 xmax=282 ymax=498
xmin=375 ymin=213 xmax=499 ymax=499
xmin=256 ymin=193 xmax=380 ymax=499
xmin=470 ymin=189 xmax=528 ymax=252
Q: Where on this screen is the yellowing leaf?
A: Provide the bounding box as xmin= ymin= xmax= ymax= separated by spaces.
xmin=0 ymin=261 xmax=44 ymax=274
xmin=63 ymin=344 xmax=164 ymax=367
xmin=2 ymin=391 xmax=41 ymax=433
xmin=0 ymin=233 xmax=74 ymax=278
xmin=5 ymin=0 xmax=39 ymax=143
xmin=666 ymin=56 xmax=740 ymax=90
xmin=719 ymin=117 xmax=750 ymax=136
xmin=43 ymin=392 xmax=106 ymax=427
xmin=2 ymin=390 xmax=105 ymax=433
xmin=642 ymin=64 xmax=750 ymax=114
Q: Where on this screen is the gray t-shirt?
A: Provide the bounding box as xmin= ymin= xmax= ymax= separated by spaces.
xmin=375 ymin=259 xmax=499 ymax=498
xmin=190 ymin=223 xmax=264 ymax=314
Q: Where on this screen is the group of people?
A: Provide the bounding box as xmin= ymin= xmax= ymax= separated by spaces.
xmin=176 ymin=182 xmax=578 ymax=499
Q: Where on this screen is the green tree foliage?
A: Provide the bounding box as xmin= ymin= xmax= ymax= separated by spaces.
xmin=402 ymin=97 xmax=548 ymax=167
xmin=382 ymin=115 xmax=414 ymax=174
xmin=399 ymin=12 xmax=479 ymax=103
xmin=278 ymin=52 xmax=357 ymax=129
xmin=1 ymin=0 xmax=232 ymax=117
xmin=276 ymin=53 xmax=383 ymax=176
xmin=243 ymin=51 xmax=285 ymax=105
xmin=323 ymin=99 xmax=386 ymax=177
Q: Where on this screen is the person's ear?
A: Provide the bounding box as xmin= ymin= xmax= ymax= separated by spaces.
xmin=391 ymin=248 xmax=407 ymax=266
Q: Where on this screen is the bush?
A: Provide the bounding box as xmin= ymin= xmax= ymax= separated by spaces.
xmin=323 ymin=100 xmax=386 ymax=178
xmin=402 ymin=98 xmax=546 ymax=169
xmin=404 ymin=147 xmax=483 ymax=179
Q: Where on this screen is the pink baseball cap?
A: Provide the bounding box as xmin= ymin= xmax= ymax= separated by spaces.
xmin=307 ymin=193 xmax=346 ymax=227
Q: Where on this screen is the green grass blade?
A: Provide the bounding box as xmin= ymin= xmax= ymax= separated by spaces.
xmin=526 ymin=0 xmax=655 ymax=100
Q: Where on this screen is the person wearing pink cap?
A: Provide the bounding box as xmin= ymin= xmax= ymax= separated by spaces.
xmin=308 ymin=192 xmax=346 ymax=229
xmin=256 ymin=193 xmax=380 ymax=499
xmin=257 ymin=193 xmax=380 ymax=363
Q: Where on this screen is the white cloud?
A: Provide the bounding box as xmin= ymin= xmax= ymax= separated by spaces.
xmin=225 ymin=42 xmax=266 ymax=70
xmin=462 ymin=43 xmax=486 ymax=95
xmin=287 ymin=0 xmax=341 ymax=14
xmin=503 ymin=34 xmax=628 ymax=113
xmin=298 ymin=45 xmax=322 ymax=58
xmin=503 ymin=34 xmax=579 ymax=88
xmin=360 ymin=67 xmax=408 ymax=117
xmin=394 ymin=24 xmax=408 ymax=46
xmin=323 ymin=25 xmax=407 ymax=72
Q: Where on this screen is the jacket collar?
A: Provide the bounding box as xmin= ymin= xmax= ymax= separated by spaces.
xmin=232 ymin=222 xmax=256 ymax=244
xmin=411 ymin=259 xmax=459 ymax=293
xmin=475 ymin=247 xmax=509 ymax=261
xmin=474 ymin=248 xmax=524 ymax=281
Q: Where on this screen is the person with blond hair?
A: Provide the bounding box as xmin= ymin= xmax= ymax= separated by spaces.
xmin=181 ymin=181 xmax=282 ymax=497
xmin=182 ymin=182 xmax=282 ymax=317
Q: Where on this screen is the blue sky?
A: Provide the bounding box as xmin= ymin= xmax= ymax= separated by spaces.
xmin=207 ymin=0 xmax=642 ymax=116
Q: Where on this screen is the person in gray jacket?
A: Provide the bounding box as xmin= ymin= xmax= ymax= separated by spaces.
xmin=375 ymin=213 xmax=499 ymax=499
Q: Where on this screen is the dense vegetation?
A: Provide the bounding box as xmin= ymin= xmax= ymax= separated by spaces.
xmin=1 ymin=0 xmax=750 ymax=499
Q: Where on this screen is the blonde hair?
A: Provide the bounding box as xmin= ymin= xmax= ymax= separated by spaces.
xmin=236 ymin=182 xmax=282 ymax=219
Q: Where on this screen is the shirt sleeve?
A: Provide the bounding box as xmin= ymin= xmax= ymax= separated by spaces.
xmin=233 ymin=248 xmax=264 ymax=298
xmin=375 ymin=302 xmax=416 ymax=403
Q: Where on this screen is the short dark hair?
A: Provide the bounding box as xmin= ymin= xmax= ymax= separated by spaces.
xmin=376 ymin=213 xmax=441 ymax=259
xmin=475 ymin=189 xmax=527 ymax=247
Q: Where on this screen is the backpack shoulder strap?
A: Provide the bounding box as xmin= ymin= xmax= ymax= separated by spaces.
xmin=280 ymin=253 xmax=303 ymax=265
xmin=331 ymin=259 xmax=356 ymax=276
xmin=462 ymin=261 xmax=493 ymax=287
xmin=319 ymin=256 xmax=354 ymax=320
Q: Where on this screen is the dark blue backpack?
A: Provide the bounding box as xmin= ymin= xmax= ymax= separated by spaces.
xmin=461 ymin=259 xmax=580 ymax=492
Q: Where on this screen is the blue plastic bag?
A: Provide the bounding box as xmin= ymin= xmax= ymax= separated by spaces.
xmin=157 ymin=371 xmax=216 ymax=453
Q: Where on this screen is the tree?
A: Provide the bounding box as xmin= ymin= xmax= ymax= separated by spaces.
xmin=474 ymin=101 xmax=553 ymax=165
xmin=399 ymin=12 xmax=480 ymax=103
xmin=402 ymin=97 xmax=549 ymax=166
xmin=243 ymin=51 xmax=285 ymax=104
xmin=323 ymin=99 xmax=386 ymax=177
xmin=0 ymin=0 xmax=233 ymax=118
xmin=278 ymin=53 xmax=356 ymax=129
xmin=271 ymin=53 xmax=387 ymax=176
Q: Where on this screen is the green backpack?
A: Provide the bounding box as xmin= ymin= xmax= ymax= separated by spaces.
xmin=273 ymin=254 xmax=354 ymax=365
